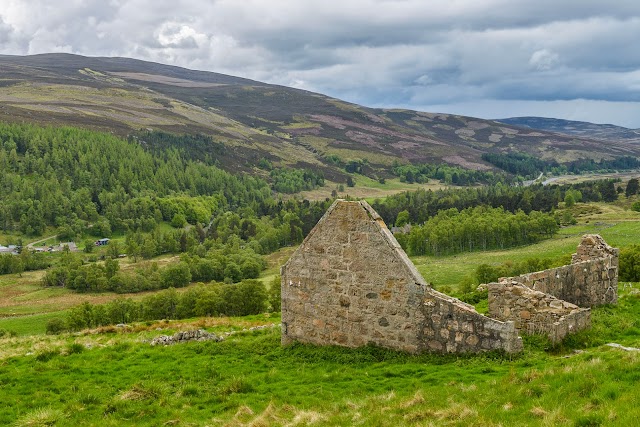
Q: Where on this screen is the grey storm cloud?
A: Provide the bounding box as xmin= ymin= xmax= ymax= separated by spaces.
xmin=1 ymin=0 xmax=640 ymax=127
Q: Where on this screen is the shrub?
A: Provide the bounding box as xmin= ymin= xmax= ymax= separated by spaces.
xmin=46 ymin=318 xmax=66 ymax=335
xmin=66 ymin=342 xmax=85 ymax=355
xmin=268 ymin=276 xmax=281 ymax=312
xmin=619 ymin=245 xmax=640 ymax=282
xmin=35 ymin=350 xmax=59 ymax=362
xmin=171 ymin=213 xmax=187 ymax=228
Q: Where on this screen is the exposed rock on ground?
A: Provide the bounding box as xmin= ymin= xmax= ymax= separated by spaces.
xmin=150 ymin=329 xmax=222 ymax=346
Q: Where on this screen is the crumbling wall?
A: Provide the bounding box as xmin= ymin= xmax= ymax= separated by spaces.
xmin=281 ymin=200 xmax=522 ymax=354
xmin=487 ymin=234 xmax=616 ymax=342
xmin=488 ymin=280 xmax=591 ymax=343
xmin=420 ymin=289 xmax=522 ymax=353
xmin=505 ymin=235 xmax=618 ymax=307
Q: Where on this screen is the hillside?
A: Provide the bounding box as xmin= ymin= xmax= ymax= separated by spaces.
xmin=1 ymin=53 xmax=639 ymax=180
xmin=1 ymin=303 xmax=640 ymax=426
xmin=497 ymin=117 xmax=640 ymax=144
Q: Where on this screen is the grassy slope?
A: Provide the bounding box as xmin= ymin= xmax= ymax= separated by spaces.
xmin=0 ymin=293 xmax=639 ymax=426
xmin=3 ymin=53 xmax=640 ymax=181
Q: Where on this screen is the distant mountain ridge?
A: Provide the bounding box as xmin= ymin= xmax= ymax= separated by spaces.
xmin=1 ymin=53 xmax=640 ymax=179
xmin=496 ymin=117 xmax=640 ymax=144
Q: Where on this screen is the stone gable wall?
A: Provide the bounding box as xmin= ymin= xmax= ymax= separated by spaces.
xmin=504 ymin=235 xmax=618 ymax=307
xmin=281 ymin=200 xmax=522 ymax=354
xmin=488 ymin=281 xmax=591 ymax=343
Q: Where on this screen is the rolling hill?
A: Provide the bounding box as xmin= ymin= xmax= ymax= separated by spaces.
xmin=1 ymin=53 xmax=639 ymax=180
xmin=497 ymin=117 xmax=640 ymax=144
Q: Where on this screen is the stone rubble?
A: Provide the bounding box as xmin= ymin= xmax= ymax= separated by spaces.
xmin=606 ymin=343 xmax=640 ymax=352
xmin=148 ymin=324 xmax=278 ymax=346
xmin=150 ymin=329 xmax=223 ymax=346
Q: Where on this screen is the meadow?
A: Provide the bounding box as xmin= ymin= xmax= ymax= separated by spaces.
xmin=0 ymin=291 xmax=639 ymax=426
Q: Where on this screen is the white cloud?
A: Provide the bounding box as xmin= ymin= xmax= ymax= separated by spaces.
xmin=529 ymin=49 xmax=560 ymax=71
xmin=155 ymin=23 xmax=206 ymax=49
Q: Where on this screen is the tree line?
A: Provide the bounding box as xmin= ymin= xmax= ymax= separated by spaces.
xmin=38 ymin=194 xmax=334 ymax=293
xmin=46 ymin=279 xmax=278 ymax=334
xmin=269 ymin=168 xmax=325 ymax=194
xmin=371 ymin=180 xmax=619 ymax=227
xmin=391 ymin=162 xmax=509 ymax=186
xmin=0 ymin=251 xmax=50 ymax=275
xmin=42 ymin=227 xmax=267 ymax=293
xmin=398 ymin=206 xmax=558 ymax=256
xmin=482 ymin=151 xmax=640 ymax=179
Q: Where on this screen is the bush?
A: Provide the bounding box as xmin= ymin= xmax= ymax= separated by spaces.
xmin=161 ymin=262 xmax=192 ymax=288
xmin=66 ymin=342 xmax=85 ymax=354
xmin=46 ymin=318 xmax=66 ymax=335
xmin=171 ymin=213 xmax=187 ymax=228
xmin=619 ymin=245 xmax=640 ymax=282
xmin=35 ymin=350 xmax=59 ymax=362
xmin=268 ymin=276 xmax=281 ymax=312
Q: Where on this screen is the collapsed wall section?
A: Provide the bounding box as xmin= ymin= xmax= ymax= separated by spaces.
xmin=488 ymin=280 xmax=591 ymax=343
xmin=505 ymin=235 xmax=618 ymax=307
xmin=281 ymin=200 xmax=522 ymax=354
xmin=420 ymin=289 xmax=522 ymax=353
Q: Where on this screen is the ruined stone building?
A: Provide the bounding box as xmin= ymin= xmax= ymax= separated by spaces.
xmin=280 ymin=200 xmax=619 ymax=353
xmin=281 ymin=200 xmax=523 ymax=354
xmin=487 ymin=234 xmax=618 ymax=342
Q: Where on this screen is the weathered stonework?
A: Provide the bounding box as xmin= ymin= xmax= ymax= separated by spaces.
xmin=487 ymin=234 xmax=617 ymax=342
xmin=504 ymin=234 xmax=618 ymax=307
xmin=488 ymin=281 xmax=591 ymax=343
xmin=281 ymin=200 xmax=522 ymax=354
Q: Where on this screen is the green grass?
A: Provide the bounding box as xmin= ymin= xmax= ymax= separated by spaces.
xmin=0 ymin=294 xmax=639 ymax=426
xmin=10 ymin=287 xmax=69 ymax=302
xmin=0 ymin=311 xmax=66 ymax=336
xmin=301 ymin=176 xmax=446 ymax=202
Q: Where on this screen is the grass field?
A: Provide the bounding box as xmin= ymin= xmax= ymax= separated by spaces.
xmin=299 ymin=176 xmax=448 ymax=201
xmin=0 ymin=292 xmax=639 ymax=426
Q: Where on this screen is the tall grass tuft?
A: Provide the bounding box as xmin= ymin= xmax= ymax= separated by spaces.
xmin=34 ymin=350 xmax=59 ymax=362
xmin=13 ymin=407 xmax=64 ymax=427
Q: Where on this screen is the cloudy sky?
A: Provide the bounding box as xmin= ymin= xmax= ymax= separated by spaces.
xmin=1 ymin=0 xmax=640 ymax=127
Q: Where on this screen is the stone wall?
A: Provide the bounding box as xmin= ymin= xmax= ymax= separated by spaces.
xmin=281 ymin=200 xmax=522 ymax=354
xmin=488 ymin=280 xmax=591 ymax=343
xmin=504 ymin=235 xmax=618 ymax=307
